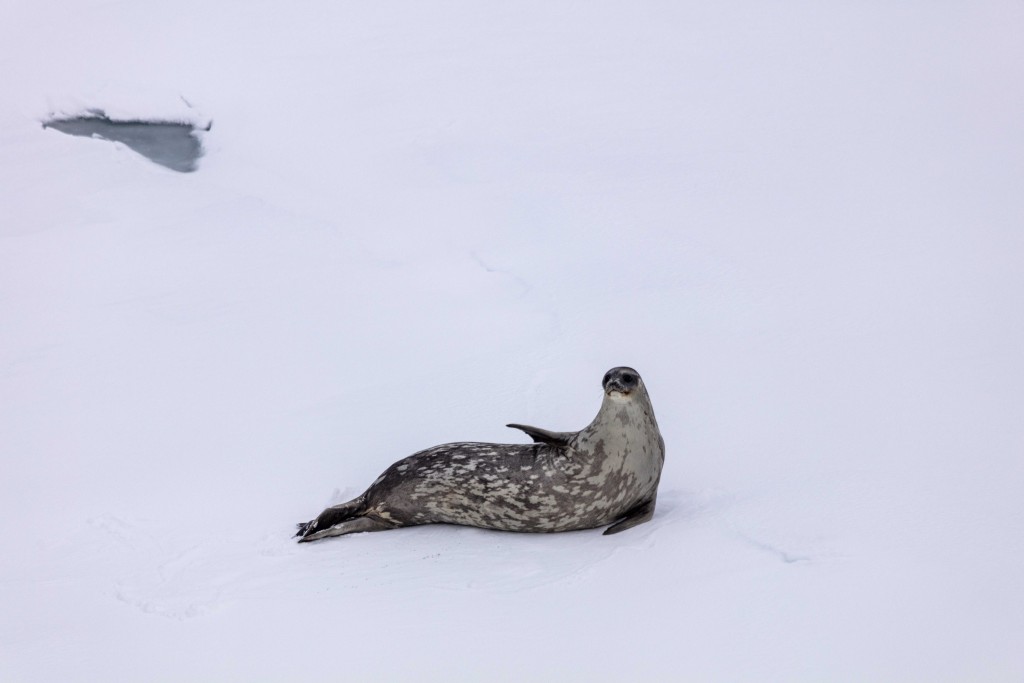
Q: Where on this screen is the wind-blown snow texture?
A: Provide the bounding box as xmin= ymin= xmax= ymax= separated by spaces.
xmin=3 ymin=2 xmax=1023 ymax=681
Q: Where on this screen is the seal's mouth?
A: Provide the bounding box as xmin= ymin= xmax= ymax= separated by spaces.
xmin=606 ymin=386 xmax=632 ymax=398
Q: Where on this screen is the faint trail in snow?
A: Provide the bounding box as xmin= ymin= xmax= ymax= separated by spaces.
xmin=1 ymin=345 xmax=58 ymax=379
xmin=467 ymin=250 xmax=563 ymax=345
xmin=470 ymin=251 xmax=531 ymax=295
xmin=704 ymin=487 xmax=842 ymax=567
xmin=731 ymin=530 xmax=812 ymax=564
xmin=87 ymin=514 xmax=160 ymax=552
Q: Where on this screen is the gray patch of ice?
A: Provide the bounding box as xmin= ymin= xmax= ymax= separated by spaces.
xmin=43 ymin=109 xmax=208 ymax=172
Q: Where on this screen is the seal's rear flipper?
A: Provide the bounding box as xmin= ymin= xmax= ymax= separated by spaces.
xmin=506 ymin=423 xmax=575 ymax=448
xmin=295 ymin=495 xmax=368 ymax=539
xmin=297 ymin=515 xmax=391 ymax=542
xmin=603 ymin=497 xmax=656 ymax=535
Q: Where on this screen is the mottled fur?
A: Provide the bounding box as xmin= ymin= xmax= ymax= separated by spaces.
xmin=296 ymin=367 xmax=665 ymax=541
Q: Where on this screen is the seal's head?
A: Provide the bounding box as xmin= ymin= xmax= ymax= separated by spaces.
xmin=602 ymin=366 xmax=642 ymax=399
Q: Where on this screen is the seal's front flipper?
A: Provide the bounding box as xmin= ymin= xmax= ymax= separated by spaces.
xmin=297 ymin=515 xmax=391 ymax=542
xmin=603 ymin=497 xmax=656 ymax=535
xmin=506 ymin=423 xmax=575 ymax=448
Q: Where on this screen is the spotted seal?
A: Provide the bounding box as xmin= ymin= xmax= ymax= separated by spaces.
xmin=295 ymin=367 xmax=665 ymax=541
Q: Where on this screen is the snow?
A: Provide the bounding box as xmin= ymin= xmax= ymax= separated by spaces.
xmin=3 ymin=1 xmax=1024 ymax=680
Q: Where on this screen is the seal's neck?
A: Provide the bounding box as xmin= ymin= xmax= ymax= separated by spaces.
xmin=585 ymin=387 xmax=657 ymax=434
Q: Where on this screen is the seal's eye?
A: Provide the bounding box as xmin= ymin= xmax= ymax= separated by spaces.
xmin=603 ymin=372 xmax=612 ymax=386
xmin=622 ymin=373 xmax=637 ymax=385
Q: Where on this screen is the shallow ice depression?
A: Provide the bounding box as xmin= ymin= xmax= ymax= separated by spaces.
xmin=43 ymin=110 xmax=207 ymax=172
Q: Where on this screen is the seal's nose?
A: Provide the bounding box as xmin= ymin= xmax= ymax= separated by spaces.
xmin=605 ymin=378 xmax=630 ymax=394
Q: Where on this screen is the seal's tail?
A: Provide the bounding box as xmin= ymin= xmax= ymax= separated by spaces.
xmin=295 ymin=494 xmax=368 ymax=541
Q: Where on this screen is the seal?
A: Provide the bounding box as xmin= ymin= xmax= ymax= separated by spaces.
xmin=295 ymin=367 xmax=665 ymax=541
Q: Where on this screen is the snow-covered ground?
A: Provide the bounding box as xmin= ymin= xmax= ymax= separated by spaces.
xmin=3 ymin=2 xmax=1023 ymax=680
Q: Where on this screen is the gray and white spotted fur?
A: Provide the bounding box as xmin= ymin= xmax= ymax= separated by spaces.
xmin=296 ymin=367 xmax=665 ymax=541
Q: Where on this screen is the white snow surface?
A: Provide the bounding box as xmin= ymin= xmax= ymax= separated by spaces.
xmin=3 ymin=2 xmax=1024 ymax=680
